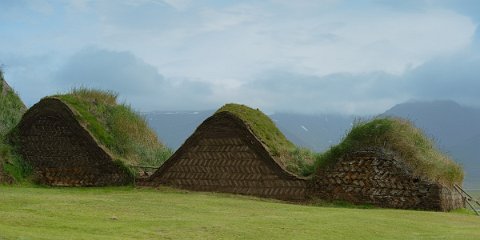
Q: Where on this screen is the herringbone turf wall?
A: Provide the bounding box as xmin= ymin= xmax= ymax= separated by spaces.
xmin=147 ymin=112 xmax=307 ymax=200
xmin=16 ymin=98 xmax=132 ymax=186
xmin=311 ymin=149 xmax=464 ymax=211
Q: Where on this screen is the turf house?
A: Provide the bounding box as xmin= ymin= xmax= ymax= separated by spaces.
xmin=310 ymin=118 xmax=465 ymax=211
xmin=146 ymin=103 xmax=309 ymax=200
xmin=14 ymin=88 xmax=171 ymax=186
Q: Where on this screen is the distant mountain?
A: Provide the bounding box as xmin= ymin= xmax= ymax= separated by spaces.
xmin=383 ymin=100 xmax=480 ymax=150
xmin=145 ymin=100 xmax=480 ymax=188
xmin=145 ymin=111 xmax=354 ymax=152
xmin=144 ymin=110 xmax=213 ymax=149
xmin=270 ymin=113 xmax=354 ymax=152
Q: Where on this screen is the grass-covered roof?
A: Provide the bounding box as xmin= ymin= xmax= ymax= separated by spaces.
xmin=216 ymin=103 xmax=315 ymax=175
xmin=52 ymin=88 xmax=172 ymax=169
xmin=0 ymin=71 xmax=26 ymax=138
xmin=315 ymin=117 xmax=463 ymax=185
xmin=0 ymin=70 xmax=28 ymax=182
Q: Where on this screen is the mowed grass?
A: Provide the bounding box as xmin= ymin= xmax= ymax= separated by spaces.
xmin=0 ymin=186 xmax=479 ymax=240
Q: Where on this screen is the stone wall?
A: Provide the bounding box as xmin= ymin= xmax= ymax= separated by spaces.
xmin=17 ymin=98 xmax=132 ymax=186
xmin=310 ymin=149 xmax=464 ymax=211
xmin=146 ymin=112 xmax=307 ymax=201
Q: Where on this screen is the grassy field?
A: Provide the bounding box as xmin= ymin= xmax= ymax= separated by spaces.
xmin=0 ymin=186 xmax=479 ymax=240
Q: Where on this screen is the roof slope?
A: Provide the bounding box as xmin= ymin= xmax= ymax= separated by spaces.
xmin=51 ymin=88 xmax=172 ymax=168
xmin=216 ymin=103 xmax=295 ymax=155
xmin=147 ymin=108 xmax=307 ymax=200
xmin=216 ymin=103 xmax=314 ymax=175
xmin=315 ymin=117 xmax=463 ymax=185
xmin=0 ymin=70 xmax=27 ymax=182
xmin=0 ymin=71 xmax=26 ymax=137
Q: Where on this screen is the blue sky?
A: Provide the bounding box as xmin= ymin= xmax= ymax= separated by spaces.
xmin=1 ymin=0 xmax=480 ymax=114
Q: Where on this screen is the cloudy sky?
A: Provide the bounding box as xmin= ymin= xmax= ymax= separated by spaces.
xmin=1 ymin=0 xmax=480 ymax=114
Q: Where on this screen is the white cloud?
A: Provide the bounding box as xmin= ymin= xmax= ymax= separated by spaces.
xmin=96 ymin=3 xmax=475 ymax=83
xmin=53 ymin=47 xmax=214 ymax=111
xmin=1 ymin=1 xmax=479 ymax=114
xmin=9 ymin=1 xmax=469 ymax=84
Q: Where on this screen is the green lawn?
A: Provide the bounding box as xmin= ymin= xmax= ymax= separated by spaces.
xmin=0 ymin=186 xmax=479 ymax=240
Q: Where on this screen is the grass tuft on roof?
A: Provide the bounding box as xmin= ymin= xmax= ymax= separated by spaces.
xmin=53 ymin=88 xmax=172 ymax=170
xmin=216 ymin=103 xmax=316 ymax=176
xmin=314 ymin=117 xmax=463 ymax=185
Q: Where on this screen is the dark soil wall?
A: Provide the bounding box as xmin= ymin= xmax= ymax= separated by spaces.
xmin=146 ymin=112 xmax=307 ymax=200
xmin=16 ymin=98 xmax=132 ymax=186
xmin=310 ymin=149 xmax=464 ymax=211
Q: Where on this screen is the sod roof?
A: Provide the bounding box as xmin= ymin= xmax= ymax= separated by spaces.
xmin=315 ymin=117 xmax=464 ymax=185
xmin=216 ymin=103 xmax=314 ymax=176
xmin=51 ymin=88 xmax=172 ymax=168
xmin=0 ymin=70 xmax=27 ymax=182
xmin=0 ymin=71 xmax=26 ymax=138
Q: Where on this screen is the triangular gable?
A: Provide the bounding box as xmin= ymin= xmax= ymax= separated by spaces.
xmin=16 ymin=98 xmax=132 ymax=186
xmin=147 ymin=111 xmax=306 ymax=200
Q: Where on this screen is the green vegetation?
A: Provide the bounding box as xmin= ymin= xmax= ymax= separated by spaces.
xmin=53 ymin=88 xmax=172 ymax=170
xmin=217 ymin=103 xmax=295 ymax=154
xmin=0 ymin=69 xmax=28 ymax=182
xmin=0 ymin=70 xmax=26 ymax=137
xmin=216 ymin=103 xmax=315 ymax=175
xmin=217 ymin=107 xmax=463 ymax=183
xmin=0 ymin=186 xmax=478 ymax=240
xmin=0 ymin=142 xmax=31 ymax=182
xmin=314 ymin=118 xmax=464 ymax=185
